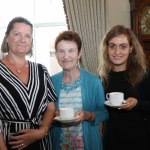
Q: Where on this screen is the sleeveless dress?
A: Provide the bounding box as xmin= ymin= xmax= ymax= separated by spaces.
xmin=0 ymin=61 xmax=57 ymax=150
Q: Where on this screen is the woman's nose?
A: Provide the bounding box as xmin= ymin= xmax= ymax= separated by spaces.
xmin=19 ymin=34 xmax=26 ymax=42
xmin=114 ymin=47 xmax=121 ymax=54
xmin=63 ymin=51 xmax=70 ymax=59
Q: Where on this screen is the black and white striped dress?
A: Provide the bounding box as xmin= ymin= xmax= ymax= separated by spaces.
xmin=0 ymin=61 xmax=57 ymax=150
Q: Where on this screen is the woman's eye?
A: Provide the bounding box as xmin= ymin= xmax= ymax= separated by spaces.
xmin=25 ymin=34 xmax=32 ymax=39
xmin=58 ymin=50 xmax=64 ymax=53
xmin=120 ymin=45 xmax=127 ymax=49
xmin=68 ymin=48 xmax=76 ymax=52
xmin=109 ymin=44 xmax=116 ymax=49
xmin=14 ymin=32 xmax=20 ymax=36
xmin=68 ymin=49 xmax=74 ymax=52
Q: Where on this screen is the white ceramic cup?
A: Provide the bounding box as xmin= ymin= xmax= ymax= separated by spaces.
xmin=106 ymin=92 xmax=124 ymax=106
xmin=59 ymin=107 xmax=74 ymax=119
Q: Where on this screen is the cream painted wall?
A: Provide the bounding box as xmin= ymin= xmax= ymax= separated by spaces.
xmin=106 ymin=0 xmax=131 ymax=30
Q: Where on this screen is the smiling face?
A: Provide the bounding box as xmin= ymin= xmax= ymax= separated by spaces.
xmin=6 ymin=22 xmax=32 ymax=56
xmin=56 ymin=40 xmax=81 ymax=71
xmin=108 ymin=34 xmax=132 ymax=71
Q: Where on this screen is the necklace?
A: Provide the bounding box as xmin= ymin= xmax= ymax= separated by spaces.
xmin=15 ymin=63 xmax=27 ymax=74
xmin=6 ymin=56 xmax=28 ymax=74
xmin=14 ymin=61 xmax=28 ymax=74
xmin=62 ymin=76 xmax=81 ymax=93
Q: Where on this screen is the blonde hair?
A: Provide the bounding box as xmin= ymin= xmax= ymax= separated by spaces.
xmin=98 ymin=25 xmax=147 ymax=87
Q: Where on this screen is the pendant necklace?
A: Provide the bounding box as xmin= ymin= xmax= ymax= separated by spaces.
xmin=15 ymin=62 xmax=27 ymax=74
xmin=14 ymin=61 xmax=28 ymax=74
xmin=7 ymin=57 xmax=28 ymax=74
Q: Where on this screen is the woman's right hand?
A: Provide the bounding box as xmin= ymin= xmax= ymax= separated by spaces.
xmin=8 ymin=128 xmax=47 ymax=149
xmin=54 ymin=109 xmax=60 ymax=117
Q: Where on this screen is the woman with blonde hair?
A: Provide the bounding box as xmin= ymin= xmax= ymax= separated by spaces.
xmin=98 ymin=25 xmax=150 ymax=150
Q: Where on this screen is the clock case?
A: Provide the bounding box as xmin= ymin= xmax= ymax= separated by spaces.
xmin=129 ymin=0 xmax=150 ymax=66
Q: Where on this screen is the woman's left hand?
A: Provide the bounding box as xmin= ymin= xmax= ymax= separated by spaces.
xmin=8 ymin=128 xmax=46 ymax=150
xmin=74 ymin=110 xmax=91 ymax=123
xmin=119 ymin=97 xmax=138 ymax=110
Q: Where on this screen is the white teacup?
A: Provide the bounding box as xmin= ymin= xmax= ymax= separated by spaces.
xmin=59 ymin=107 xmax=74 ymax=119
xmin=106 ymin=92 xmax=124 ymax=106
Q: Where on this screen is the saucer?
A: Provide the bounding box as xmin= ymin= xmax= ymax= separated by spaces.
xmin=104 ymin=100 xmax=127 ymax=108
xmin=54 ymin=116 xmax=80 ymax=123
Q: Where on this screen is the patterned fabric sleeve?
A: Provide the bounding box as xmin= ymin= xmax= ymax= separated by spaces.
xmin=42 ymin=64 xmax=58 ymax=102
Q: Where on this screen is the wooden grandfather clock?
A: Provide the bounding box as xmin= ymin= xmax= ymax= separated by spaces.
xmin=129 ymin=0 xmax=150 ymax=66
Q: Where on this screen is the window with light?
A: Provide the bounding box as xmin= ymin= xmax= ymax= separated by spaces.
xmin=0 ymin=0 xmax=67 ymax=75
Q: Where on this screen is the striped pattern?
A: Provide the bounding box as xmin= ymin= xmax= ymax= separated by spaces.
xmin=59 ymin=87 xmax=84 ymax=149
xmin=59 ymin=87 xmax=82 ymax=111
xmin=0 ymin=61 xmax=57 ymax=150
